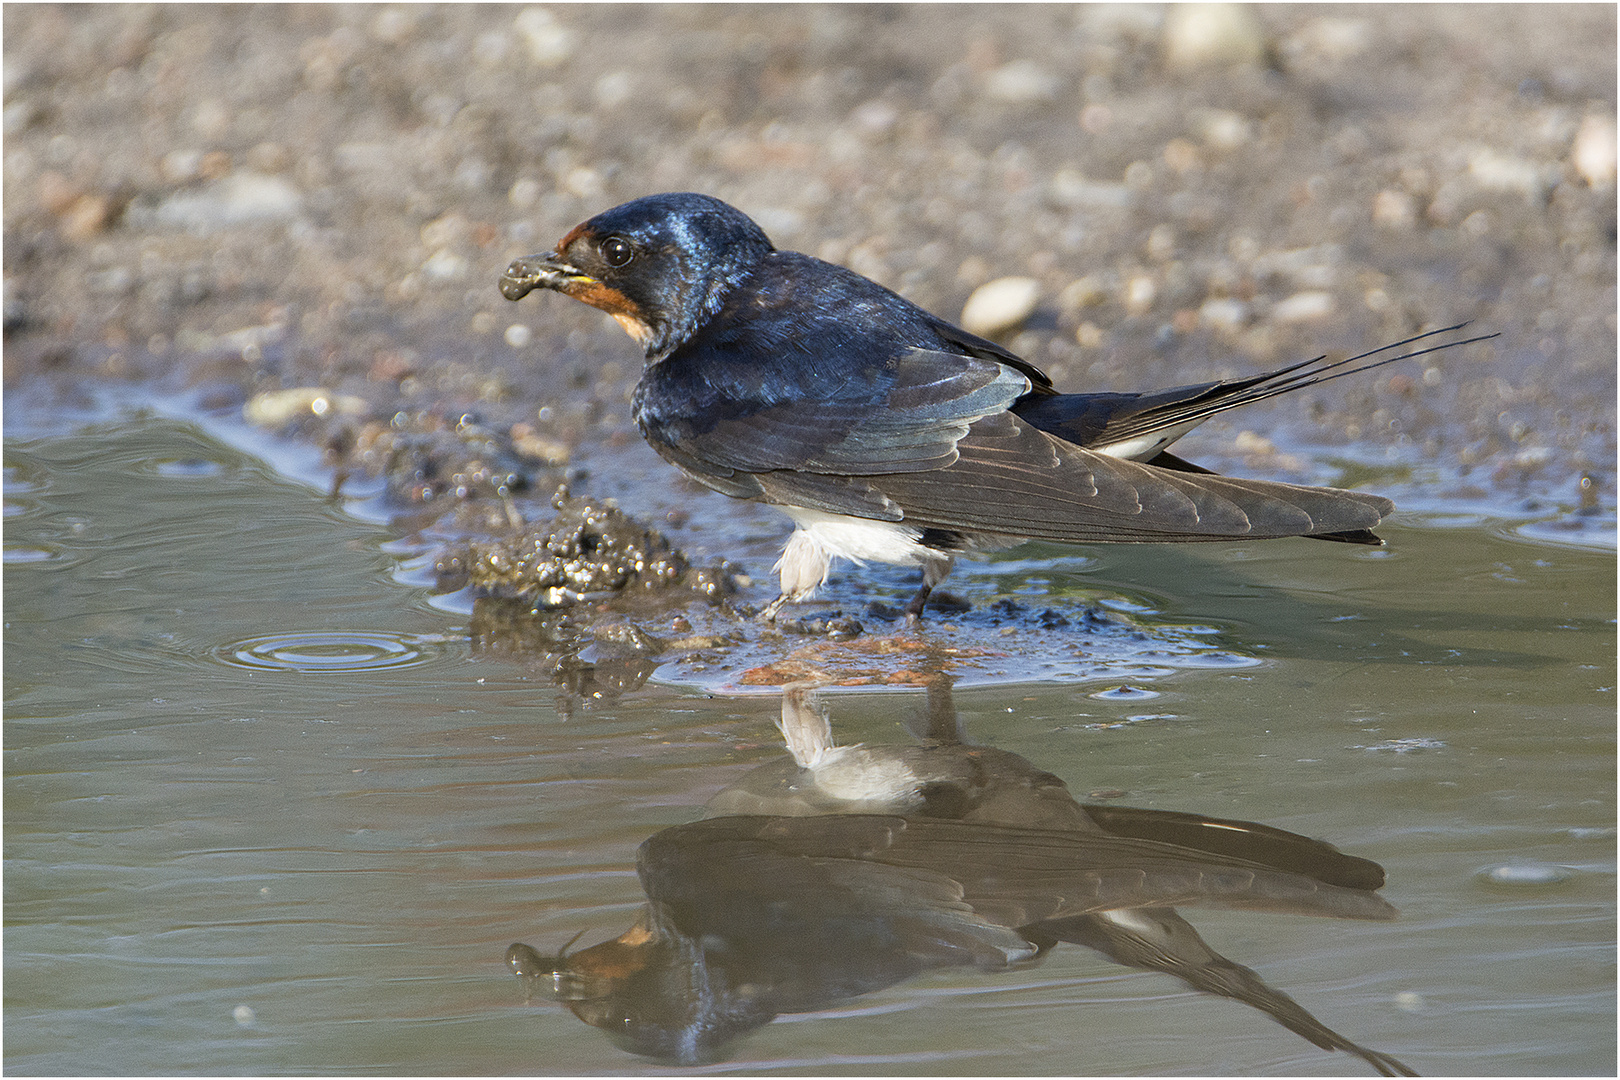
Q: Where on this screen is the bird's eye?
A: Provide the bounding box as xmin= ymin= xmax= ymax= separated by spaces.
xmin=600 ymin=236 xmax=634 ymax=268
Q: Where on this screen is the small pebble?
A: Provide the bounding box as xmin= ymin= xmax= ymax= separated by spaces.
xmin=1373 ymin=189 xmax=1416 ymax=230
xmin=1199 ymin=296 xmax=1248 ymax=332
xmin=960 ymin=277 xmax=1040 ymax=337
xmin=1058 ymin=274 xmax=1108 ymax=311
xmin=144 ymin=173 xmax=304 ymax=232
xmin=1478 ymin=863 xmax=1573 ymax=886
xmin=1197 ymin=109 xmax=1254 ymax=149
xmin=1272 ymin=290 xmax=1335 ymax=323
xmin=1287 ymin=16 xmax=1373 ymax=63
xmin=985 ymin=60 xmax=1060 ymax=104
xmin=1468 ymin=148 xmax=1549 ymax=201
xmin=514 ymin=7 xmax=574 ymax=67
xmin=160 ymin=148 xmax=204 ymax=182
xmin=422 ymin=249 xmax=468 ymax=281
xmin=1163 ymin=3 xmax=1266 ymax=68
xmin=1572 ymin=113 xmax=1617 ymax=187
xmin=1123 ymin=274 xmax=1157 ymax=316
xmin=243 ymin=388 xmax=369 ymax=427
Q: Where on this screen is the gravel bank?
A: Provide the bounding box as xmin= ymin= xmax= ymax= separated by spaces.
xmin=6 ymin=5 xmax=1614 ymax=529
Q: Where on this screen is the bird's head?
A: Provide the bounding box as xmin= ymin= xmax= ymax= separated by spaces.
xmin=500 ymin=192 xmax=775 ymax=360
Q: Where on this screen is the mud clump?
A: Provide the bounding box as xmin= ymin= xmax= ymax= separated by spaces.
xmin=432 ymin=488 xmax=743 ymax=704
xmin=439 ymin=487 xmax=737 ymax=609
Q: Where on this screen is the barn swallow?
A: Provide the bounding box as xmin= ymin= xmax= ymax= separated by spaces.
xmin=501 ymin=192 xmax=1493 ymax=622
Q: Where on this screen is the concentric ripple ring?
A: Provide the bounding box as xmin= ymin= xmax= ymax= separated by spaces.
xmin=213 ymin=631 xmax=449 ymax=674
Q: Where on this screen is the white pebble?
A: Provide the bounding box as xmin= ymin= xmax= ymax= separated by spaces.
xmin=1163 ymin=3 xmax=1266 ymax=68
xmin=160 ymin=148 xmax=204 ymax=183
xmin=1469 ymin=148 xmax=1551 ymax=201
xmin=504 ymin=324 xmax=532 ymax=348
xmin=369 ymin=8 xmax=416 ymax=43
xmin=142 ymin=173 xmax=304 ymax=233
xmin=564 ymin=166 xmax=603 ymax=200
xmin=1573 ymin=113 xmax=1617 ymax=187
xmin=594 ymin=71 xmax=633 ymax=109
xmin=960 ymin=276 xmax=1040 ymax=337
xmin=1373 ymin=189 xmax=1416 ymax=230
xmin=1123 ymin=274 xmax=1157 ymax=316
xmin=1272 ymin=290 xmax=1336 ymax=323
xmin=1479 ymin=863 xmax=1572 ymax=886
xmin=1199 ymin=296 xmax=1249 ymax=331
xmin=514 ymin=7 xmax=573 ymax=67
xmin=233 ymin=1004 xmax=256 ymax=1027
xmin=421 ymin=249 xmax=468 ymax=282
xmin=1059 ymin=274 xmax=1108 ymax=310
xmin=1286 ymin=16 xmax=1373 ymax=63
xmin=1197 ymin=109 xmax=1254 ymax=150
xmin=508 ymin=177 xmax=541 ymax=210
xmin=985 ymin=60 xmax=1061 ymax=103
xmin=1233 ymin=430 xmax=1275 ymax=455
xmin=243 ymin=388 xmax=368 ymax=427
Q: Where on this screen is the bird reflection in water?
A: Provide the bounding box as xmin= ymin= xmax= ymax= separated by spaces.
xmin=507 ymin=680 xmax=1416 ymax=1075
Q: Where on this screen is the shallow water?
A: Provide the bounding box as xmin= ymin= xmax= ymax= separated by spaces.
xmin=4 ymin=410 xmax=1613 ymax=1076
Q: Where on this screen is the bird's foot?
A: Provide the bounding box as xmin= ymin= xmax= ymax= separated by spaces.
xmin=758 ymin=593 xmax=791 ymax=622
xmin=904 ymin=582 xmax=934 ymax=624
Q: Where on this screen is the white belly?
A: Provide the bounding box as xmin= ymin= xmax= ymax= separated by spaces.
xmin=772 ymin=507 xmax=946 ymax=599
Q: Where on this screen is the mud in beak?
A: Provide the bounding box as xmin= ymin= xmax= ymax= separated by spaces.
xmin=499 ymin=253 xmax=589 ymax=301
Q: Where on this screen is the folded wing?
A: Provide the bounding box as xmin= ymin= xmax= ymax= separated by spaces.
xmin=640 ymin=346 xmax=1392 ymax=542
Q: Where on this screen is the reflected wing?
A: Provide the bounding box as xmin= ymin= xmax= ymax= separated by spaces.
xmin=875 ymin=817 xmax=1398 ymax=925
xmin=1079 ymin=804 xmax=1386 ymax=891
xmin=642 ymin=815 xmax=1397 ymax=933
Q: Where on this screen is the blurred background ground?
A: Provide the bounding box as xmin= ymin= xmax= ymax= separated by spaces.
xmin=4 ymin=3 xmax=1615 ymax=521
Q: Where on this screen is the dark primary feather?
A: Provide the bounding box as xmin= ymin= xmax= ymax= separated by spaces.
xmin=1014 ymin=321 xmax=1493 ymax=451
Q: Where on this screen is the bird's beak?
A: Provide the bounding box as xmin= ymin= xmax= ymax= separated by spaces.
xmin=499 ymin=251 xmax=592 ymax=301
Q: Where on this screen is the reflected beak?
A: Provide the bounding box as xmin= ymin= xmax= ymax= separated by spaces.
xmin=499 ymin=252 xmax=592 ymax=301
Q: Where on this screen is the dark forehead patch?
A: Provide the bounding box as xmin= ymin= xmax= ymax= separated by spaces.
xmin=558 ymin=221 xmax=595 ymax=250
